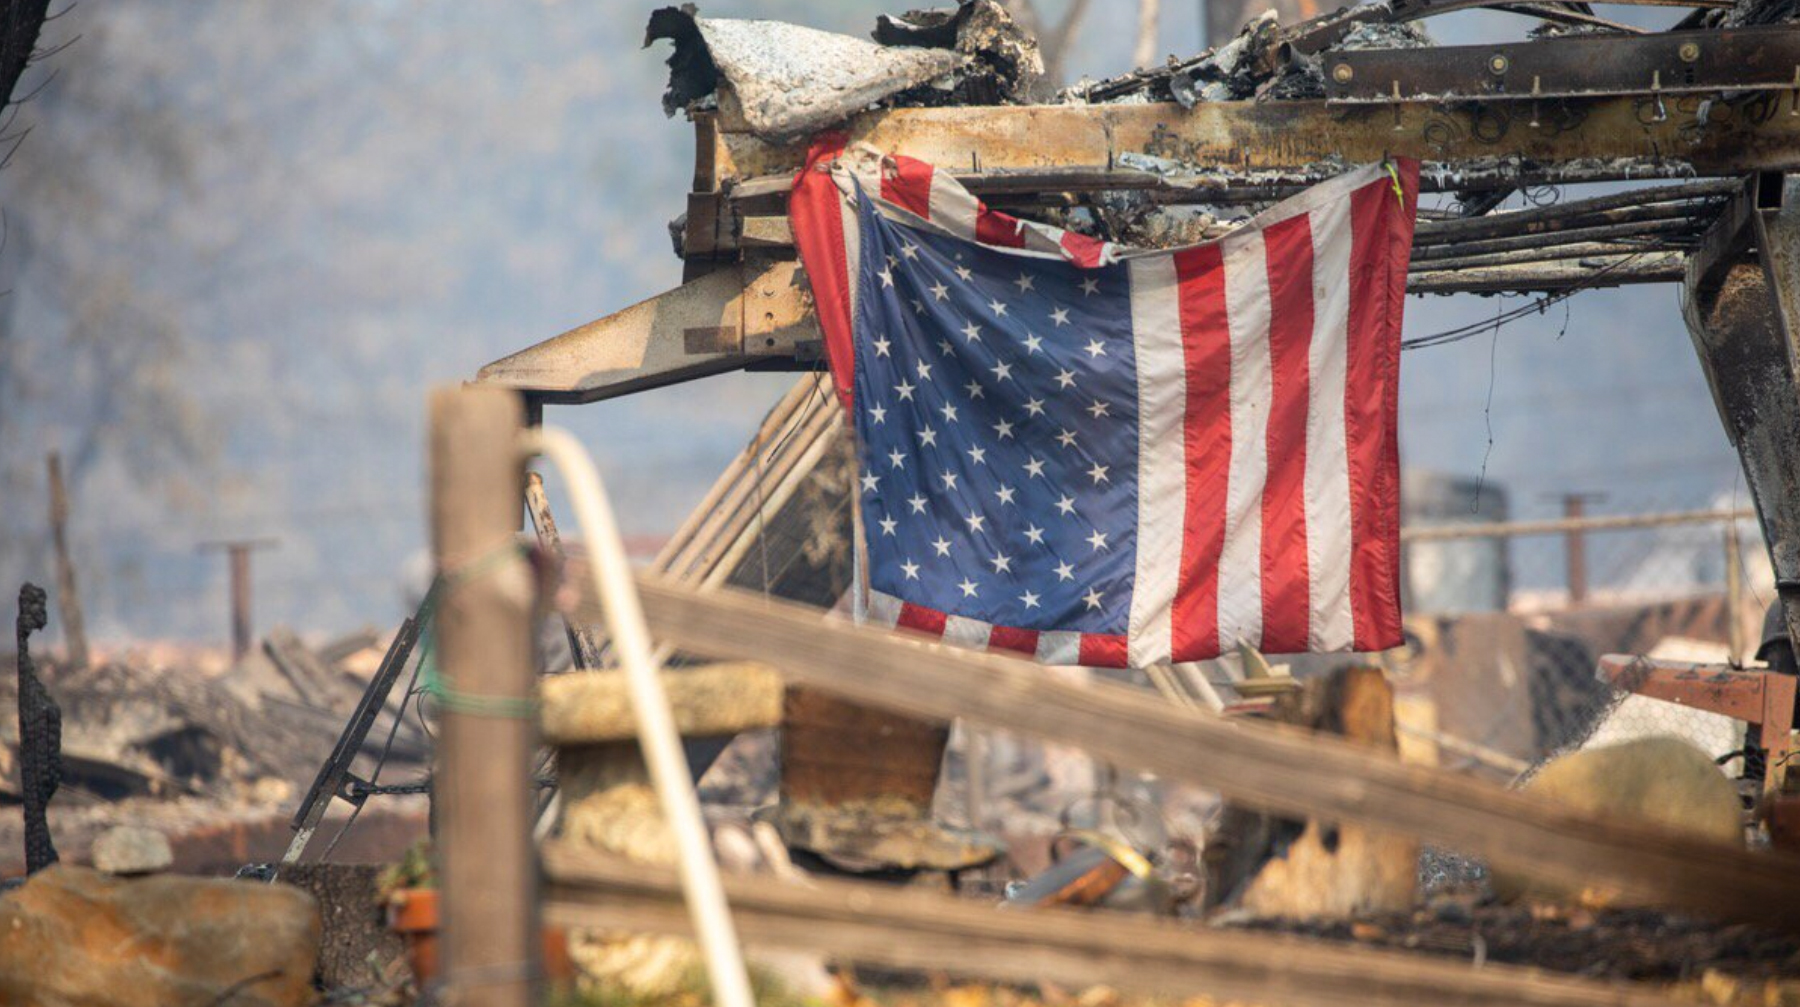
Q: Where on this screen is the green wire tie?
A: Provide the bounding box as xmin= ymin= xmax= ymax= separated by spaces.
xmin=416 ymin=540 xmax=541 ymax=720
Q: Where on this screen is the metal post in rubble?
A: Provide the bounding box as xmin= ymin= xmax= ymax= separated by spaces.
xmin=1727 ymin=521 xmax=1748 ymax=667
xmin=199 ymin=538 xmax=277 ymax=661
xmin=44 ymin=453 xmax=89 ymax=672
xmin=1555 ymin=493 xmax=1605 ymax=607
xmin=429 ymin=386 xmax=538 ymax=1007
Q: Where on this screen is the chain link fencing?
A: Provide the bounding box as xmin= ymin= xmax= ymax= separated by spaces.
xmin=1394 ymin=498 xmax=1770 ymax=783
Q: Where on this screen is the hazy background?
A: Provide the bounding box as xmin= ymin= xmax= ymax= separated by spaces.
xmin=0 ymin=1 xmax=1743 ymax=647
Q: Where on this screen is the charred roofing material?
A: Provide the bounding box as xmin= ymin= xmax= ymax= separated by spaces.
xmin=646 ymin=6 xmax=962 ymax=139
xmin=877 ymin=0 xmax=1049 ymax=106
xmin=1073 ymin=6 xmax=1434 ymax=107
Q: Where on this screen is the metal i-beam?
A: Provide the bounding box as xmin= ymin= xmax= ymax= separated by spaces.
xmin=1684 ymin=173 xmax=1800 ymax=652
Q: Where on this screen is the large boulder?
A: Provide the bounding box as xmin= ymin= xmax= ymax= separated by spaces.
xmin=0 ymin=865 xmax=320 ymax=1007
xmin=1495 ymin=736 xmax=1744 ymax=907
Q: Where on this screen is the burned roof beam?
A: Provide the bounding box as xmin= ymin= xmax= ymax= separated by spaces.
xmin=1324 ymin=24 xmax=1800 ymax=103
xmin=697 ymin=93 xmax=1800 ymax=193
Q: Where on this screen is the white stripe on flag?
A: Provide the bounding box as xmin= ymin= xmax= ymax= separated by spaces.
xmin=1219 ymin=230 xmax=1271 ymax=650
xmin=866 ymin=590 xmax=904 ymax=630
xmin=943 ymin=614 xmax=990 ymax=649
xmin=841 ymin=193 xmax=862 ymax=331
xmin=929 ymin=169 xmax=979 ymax=241
xmin=1036 ymin=631 xmax=1082 ymax=664
xmin=1304 ymin=199 xmax=1357 ymax=651
xmin=1127 ymin=256 xmax=1185 ymax=668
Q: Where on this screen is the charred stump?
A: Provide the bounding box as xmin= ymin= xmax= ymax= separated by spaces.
xmin=15 ymin=583 xmax=62 ymax=873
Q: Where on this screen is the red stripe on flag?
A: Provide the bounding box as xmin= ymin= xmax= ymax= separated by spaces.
xmin=1344 ymin=165 xmax=1416 ymax=650
xmin=1061 ymin=231 xmax=1109 ymax=268
xmin=987 ymin=625 xmax=1040 ymax=657
xmin=896 ymin=603 xmax=949 ymax=639
xmin=880 ymin=157 xmax=935 ymax=221
xmin=975 ymin=207 xmax=1028 ymax=248
xmin=1078 ymin=633 xmax=1129 ymax=668
xmin=787 ymin=134 xmax=857 ymax=415
xmin=1171 ymin=244 xmax=1230 ymax=661
xmin=1259 ymin=214 xmax=1316 ymax=653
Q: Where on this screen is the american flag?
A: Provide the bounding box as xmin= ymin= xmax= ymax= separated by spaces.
xmin=791 ymin=139 xmax=1418 ymax=667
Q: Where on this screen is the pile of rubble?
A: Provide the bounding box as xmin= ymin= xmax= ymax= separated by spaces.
xmin=0 ymin=623 xmax=428 ymax=875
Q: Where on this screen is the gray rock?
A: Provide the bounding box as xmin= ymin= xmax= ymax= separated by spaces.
xmin=91 ymin=825 xmax=172 ymax=875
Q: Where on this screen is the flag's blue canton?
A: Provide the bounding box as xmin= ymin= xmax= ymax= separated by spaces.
xmin=851 ymin=189 xmax=1140 ymax=634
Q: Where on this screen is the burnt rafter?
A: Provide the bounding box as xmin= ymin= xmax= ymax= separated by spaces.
xmin=477 ymin=13 xmax=1800 ymax=401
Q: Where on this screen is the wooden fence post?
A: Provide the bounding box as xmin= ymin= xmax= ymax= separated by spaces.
xmin=430 ymin=387 xmax=538 ymax=1007
xmin=45 ymin=453 xmax=88 ymax=672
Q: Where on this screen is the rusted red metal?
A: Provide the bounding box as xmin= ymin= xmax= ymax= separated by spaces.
xmin=1596 ymin=654 xmax=1797 ymax=796
xmin=1767 ymin=794 xmax=1800 ymax=852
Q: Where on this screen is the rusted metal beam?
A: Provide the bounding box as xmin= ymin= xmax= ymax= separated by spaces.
xmin=1597 ymin=654 xmax=1797 ymax=796
xmin=474 ymin=259 xmax=820 ymax=404
xmin=701 ymin=95 xmax=1800 ymax=191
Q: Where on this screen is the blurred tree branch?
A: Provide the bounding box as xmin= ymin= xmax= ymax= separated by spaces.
xmin=1001 ymin=0 xmax=1093 ymax=84
xmin=0 ymin=1 xmax=51 ymax=107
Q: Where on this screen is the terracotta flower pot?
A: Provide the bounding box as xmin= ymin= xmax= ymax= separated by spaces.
xmin=387 ymin=888 xmax=572 ymax=987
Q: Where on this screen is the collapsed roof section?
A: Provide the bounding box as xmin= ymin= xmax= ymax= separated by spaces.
xmin=645 ymin=6 xmax=965 ymax=139
xmin=651 ymin=0 xmax=1800 ymax=143
xmin=648 ymin=2 xmax=1055 ymax=139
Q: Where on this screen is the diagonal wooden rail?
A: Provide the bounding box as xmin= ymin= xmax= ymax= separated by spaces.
xmin=590 ymin=575 xmax=1800 ymax=930
xmin=542 ymin=843 xmax=1682 ymax=1007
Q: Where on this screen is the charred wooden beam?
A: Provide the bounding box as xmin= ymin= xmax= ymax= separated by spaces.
xmin=1325 ymin=25 xmax=1800 ymax=104
xmin=699 ymin=94 xmax=1800 ymax=192
xmin=475 ymin=259 xmax=820 ymax=405
xmin=543 ymin=843 xmax=1684 ymax=1007
xmin=600 ymin=575 xmax=1800 ymax=929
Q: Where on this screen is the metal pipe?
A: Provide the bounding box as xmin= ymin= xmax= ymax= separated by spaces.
xmin=522 ymin=426 xmax=755 ymax=1007
xmin=1406 ymin=240 xmax=1695 ymax=273
xmin=1414 ymin=191 xmax=1729 ymax=243
xmin=1409 ymin=216 xmax=1703 ymax=262
xmin=1405 ymin=254 xmax=1687 ymax=293
xmin=1400 ymin=506 xmax=1755 ymax=542
xmin=1728 ymin=521 xmax=1747 ymax=667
